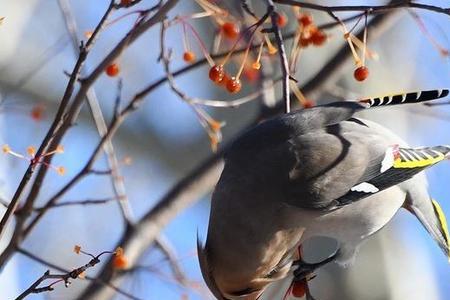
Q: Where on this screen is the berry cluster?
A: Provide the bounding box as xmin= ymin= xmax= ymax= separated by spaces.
xmin=296 ymin=13 xmax=327 ymax=48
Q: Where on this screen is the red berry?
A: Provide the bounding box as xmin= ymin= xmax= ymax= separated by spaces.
xmin=218 ymin=73 xmax=230 ymax=86
xmin=310 ymin=30 xmax=327 ymax=46
xmin=226 ymin=77 xmax=242 ymax=94
xmin=105 ymin=63 xmax=120 ymax=77
xmin=183 ymin=51 xmax=196 ymax=63
xmin=298 ymin=14 xmax=313 ymax=27
xmin=120 ymin=0 xmax=132 ymax=5
xmin=222 ymin=22 xmax=240 ymax=40
xmin=299 ymin=37 xmax=311 ymax=47
xmin=291 ymin=280 xmax=306 ymax=297
xmin=354 ymin=66 xmax=369 ymax=82
xmin=276 ymin=12 xmax=288 ymax=28
xmin=243 ymin=67 xmax=259 ymax=82
xmin=209 ymin=65 xmax=225 ymax=83
xmin=30 ymin=105 xmax=45 ymax=121
xmin=303 ymin=100 xmax=315 ymax=109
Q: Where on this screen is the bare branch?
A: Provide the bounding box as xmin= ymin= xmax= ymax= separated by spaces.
xmin=272 ymin=0 xmax=450 ymax=16
xmin=33 ymin=197 xmax=123 ymax=212
xmin=266 ymin=0 xmax=291 ymax=113
xmin=0 ymin=0 xmax=180 ymax=269
xmin=57 ymin=0 xmax=134 ymax=225
xmin=15 ymin=249 xmax=116 ymax=300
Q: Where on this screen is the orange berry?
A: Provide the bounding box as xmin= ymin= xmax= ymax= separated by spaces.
xmin=243 ymin=68 xmax=259 ymax=82
xmin=298 ymin=14 xmax=313 ymax=27
xmin=226 ymin=77 xmax=242 ymax=93
xmin=209 ymin=65 xmax=225 ymax=83
xmin=113 ymin=247 xmax=128 ymax=269
xmin=183 ymin=51 xmax=196 ymax=63
xmin=30 ymin=105 xmax=45 ymax=121
xmin=310 ymin=30 xmax=327 ymax=46
xmin=275 ymin=12 xmax=288 ymax=28
xmin=218 ymin=73 xmax=230 ymax=86
xmin=222 ymin=22 xmax=239 ymax=40
xmin=299 ymin=37 xmax=311 ymax=47
xmin=113 ymin=254 xmax=128 ymax=269
xmin=303 ymin=100 xmax=315 ymax=109
xmin=291 ymin=280 xmax=306 ymax=297
xmin=354 ymin=66 xmax=369 ymax=82
xmin=105 ymin=63 xmax=120 ymax=77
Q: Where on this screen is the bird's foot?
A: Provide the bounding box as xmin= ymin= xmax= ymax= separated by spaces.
xmin=292 ymin=247 xmax=339 ymax=281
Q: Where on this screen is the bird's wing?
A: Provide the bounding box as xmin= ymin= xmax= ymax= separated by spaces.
xmin=285 ymin=120 xmax=450 ymax=210
xmin=227 ymin=89 xmax=448 ymax=161
xmin=333 ymin=145 xmax=450 ymax=208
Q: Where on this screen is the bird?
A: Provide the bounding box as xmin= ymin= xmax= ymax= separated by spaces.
xmin=197 ymin=89 xmax=450 ymax=300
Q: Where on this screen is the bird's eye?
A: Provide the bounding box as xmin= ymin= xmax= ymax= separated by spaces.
xmin=265 ymin=268 xmax=278 ymax=278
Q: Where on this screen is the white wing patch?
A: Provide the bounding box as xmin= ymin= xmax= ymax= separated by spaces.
xmin=380 ymin=147 xmax=395 ymax=173
xmin=351 ymin=182 xmax=379 ymax=193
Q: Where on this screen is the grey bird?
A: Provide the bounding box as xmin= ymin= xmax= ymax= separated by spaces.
xmin=197 ymin=89 xmax=450 ymax=300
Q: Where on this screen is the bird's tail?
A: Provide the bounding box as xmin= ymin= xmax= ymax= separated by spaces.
xmin=404 ymin=183 xmax=450 ymax=260
xmin=359 ymin=89 xmax=449 ymax=108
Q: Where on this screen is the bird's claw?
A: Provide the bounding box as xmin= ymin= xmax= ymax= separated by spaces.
xmin=292 ymin=247 xmax=340 ymax=281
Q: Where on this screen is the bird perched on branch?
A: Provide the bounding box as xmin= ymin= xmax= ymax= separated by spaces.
xmin=198 ymin=89 xmax=450 ymax=300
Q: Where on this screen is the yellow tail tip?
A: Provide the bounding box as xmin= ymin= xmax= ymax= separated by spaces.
xmin=432 ymin=199 xmax=450 ymax=259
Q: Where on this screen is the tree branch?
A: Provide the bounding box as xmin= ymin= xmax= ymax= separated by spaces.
xmin=273 ymin=0 xmax=450 ymax=16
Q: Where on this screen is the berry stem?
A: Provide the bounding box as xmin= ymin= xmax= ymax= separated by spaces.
xmin=236 ymin=35 xmax=256 ymax=79
xmin=221 ymin=22 xmax=260 ymax=66
xmin=335 ymin=16 xmax=361 ymax=65
xmin=362 ymin=12 xmax=368 ymax=66
xmin=182 ymin=23 xmax=190 ymax=52
xmin=253 ymin=40 xmax=264 ymax=69
xmin=179 ymin=19 xmax=215 ymax=66
xmin=291 ymin=82 xmax=308 ymax=106
xmin=194 ymin=0 xmax=227 ymax=17
xmin=264 ymin=33 xmax=277 ymax=54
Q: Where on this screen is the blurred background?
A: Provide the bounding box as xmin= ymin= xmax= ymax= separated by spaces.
xmin=0 ymin=0 xmax=450 ymax=299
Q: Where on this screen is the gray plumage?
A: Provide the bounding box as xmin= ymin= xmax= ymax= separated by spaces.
xmin=198 ymin=90 xmax=450 ymax=300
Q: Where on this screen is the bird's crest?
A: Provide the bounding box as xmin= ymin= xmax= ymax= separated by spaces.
xmin=197 ymin=234 xmax=227 ymax=300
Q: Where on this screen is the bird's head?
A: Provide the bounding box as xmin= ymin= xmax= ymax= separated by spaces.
xmin=197 ymin=236 xmax=293 ymax=300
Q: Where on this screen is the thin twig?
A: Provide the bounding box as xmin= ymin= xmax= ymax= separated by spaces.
xmin=15 ymin=249 xmax=114 ymax=300
xmin=0 ymin=0 xmax=117 ymax=243
xmin=16 ymin=247 xmax=142 ymax=300
xmin=155 ymin=235 xmax=189 ymax=286
xmin=0 ymin=0 xmax=180 ymax=269
xmin=58 ymin=0 xmax=134 ymax=226
xmin=267 ymin=0 xmax=291 ymax=113
xmin=273 ymin=0 xmax=450 ymax=16
xmin=33 ymin=197 xmax=123 ymax=212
